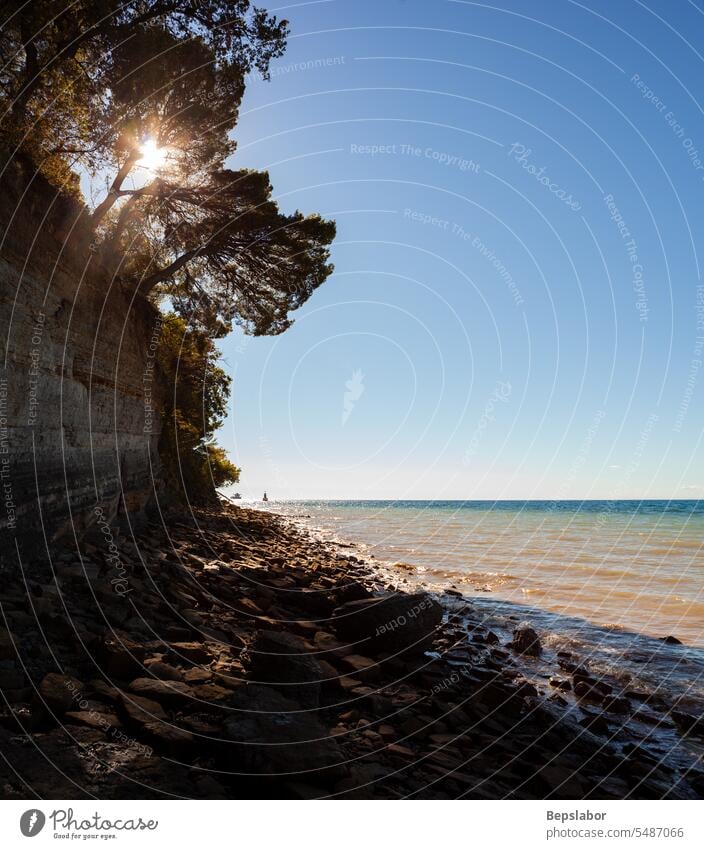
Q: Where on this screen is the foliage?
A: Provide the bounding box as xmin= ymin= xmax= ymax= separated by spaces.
xmin=123 ymin=169 xmax=336 ymax=335
xmin=157 ymin=314 xmax=240 ymax=503
xmin=1 ymin=0 xmax=337 ymax=500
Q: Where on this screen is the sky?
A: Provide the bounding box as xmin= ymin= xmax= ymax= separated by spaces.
xmin=214 ymin=0 xmax=704 ymax=500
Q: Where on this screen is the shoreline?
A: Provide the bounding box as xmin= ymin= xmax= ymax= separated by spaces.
xmin=270 ymin=505 xmax=704 ymax=781
xmin=0 ymin=504 xmax=702 ymax=799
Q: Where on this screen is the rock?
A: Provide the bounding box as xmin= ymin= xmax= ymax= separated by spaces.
xmin=579 ymin=711 xmax=610 ymax=735
xmin=510 ymin=626 xmax=542 ymax=657
xmin=603 ymin=696 xmax=631 ymax=715
xmin=0 ymin=662 xmax=26 ymax=690
xmin=102 ymin=637 xmax=146 ymax=679
xmin=145 ymin=660 xmax=184 ymax=681
xmin=64 ymin=710 xmax=120 ymax=731
xmin=183 ymin=668 xmax=212 ymax=684
xmin=191 ymin=683 xmax=233 ymax=701
xmin=164 ymin=626 xmax=193 ymax=642
xmin=192 ymin=774 xmax=227 ymax=799
xmin=89 ymin=679 xmax=120 ymax=702
xmin=313 ymin=630 xmax=346 ymax=655
xmin=386 ymin=743 xmax=415 ymax=758
xmin=332 ymin=581 xmax=372 ymax=606
xmin=142 ymin=720 xmax=194 ymax=754
xmin=290 ymin=588 xmax=336 ymax=616
xmin=332 ymin=592 xmax=443 ymax=656
xmin=549 ymin=677 xmax=572 ymax=692
xmin=660 ymin=635 xmax=683 ymax=645
xmin=235 ymin=597 xmax=265 ymax=616
xmin=38 ymin=673 xmax=83 ymax=714
xmin=558 ymin=657 xmax=589 ymax=675
xmin=0 ymin=629 xmax=17 ymax=660
xmin=128 ymin=678 xmax=194 ymax=706
xmin=119 ymin=692 xmax=168 ymax=725
xmin=224 ymin=685 xmax=343 ymax=777
xmin=340 ymin=654 xmax=378 ymax=679
xmin=166 ymin=642 xmax=211 ymax=664
xmin=671 ymin=711 xmax=704 ymax=737
xmin=243 ymin=630 xmax=323 ymax=707
xmin=574 ymin=680 xmax=607 ymax=703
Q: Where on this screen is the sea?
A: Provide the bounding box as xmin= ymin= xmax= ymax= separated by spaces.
xmin=238 ymin=498 xmax=704 ymax=723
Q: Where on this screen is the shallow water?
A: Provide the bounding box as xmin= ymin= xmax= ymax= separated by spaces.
xmin=236 ymin=498 xmax=704 ymax=717
xmin=244 ymin=499 xmax=704 ymax=645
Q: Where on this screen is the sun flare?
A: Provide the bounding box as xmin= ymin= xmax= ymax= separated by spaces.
xmin=137 ymin=137 xmax=166 ymax=172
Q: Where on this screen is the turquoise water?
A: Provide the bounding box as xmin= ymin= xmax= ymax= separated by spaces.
xmin=240 ymin=497 xmax=704 ymax=646
xmin=234 ymin=497 xmax=704 ymax=769
xmin=241 ymin=501 xmax=704 ymax=646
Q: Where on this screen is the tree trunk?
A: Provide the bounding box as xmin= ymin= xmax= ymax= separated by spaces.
xmin=89 ymin=152 xmax=139 ymax=230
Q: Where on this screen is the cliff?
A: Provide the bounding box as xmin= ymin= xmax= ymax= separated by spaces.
xmin=0 ymin=154 xmax=164 ymax=556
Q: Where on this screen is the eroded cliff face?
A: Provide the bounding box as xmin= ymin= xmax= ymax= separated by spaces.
xmin=0 ymin=155 xmax=164 ymax=556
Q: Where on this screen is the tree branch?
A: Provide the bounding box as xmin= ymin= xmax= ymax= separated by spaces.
xmin=89 ymin=150 xmax=140 ymax=229
xmin=139 ymin=247 xmax=202 ymax=295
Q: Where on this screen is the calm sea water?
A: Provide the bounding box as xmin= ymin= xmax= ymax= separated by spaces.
xmin=241 ymin=499 xmax=704 ymax=644
xmin=237 ymin=498 xmax=704 ymax=768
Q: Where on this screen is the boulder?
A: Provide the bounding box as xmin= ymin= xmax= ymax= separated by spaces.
xmin=243 ymin=630 xmax=323 ymax=707
xmin=224 ymin=685 xmax=343 ymax=777
xmin=331 ymin=592 xmax=443 ymax=656
xmin=38 ymin=672 xmax=83 ymax=714
xmin=510 ymin=626 xmax=542 ymax=657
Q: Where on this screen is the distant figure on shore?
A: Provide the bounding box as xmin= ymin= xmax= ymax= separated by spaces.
xmin=262 ymin=492 xmax=269 ymax=502
xmin=232 ymin=492 xmax=241 ymax=500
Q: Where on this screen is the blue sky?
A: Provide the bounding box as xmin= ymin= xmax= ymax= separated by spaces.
xmin=216 ymin=0 xmax=704 ymax=500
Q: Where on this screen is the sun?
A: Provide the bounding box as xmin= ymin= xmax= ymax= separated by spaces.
xmin=137 ymin=137 xmax=166 ymax=173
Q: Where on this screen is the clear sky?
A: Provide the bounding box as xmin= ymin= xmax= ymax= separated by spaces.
xmin=217 ymin=0 xmax=704 ymax=500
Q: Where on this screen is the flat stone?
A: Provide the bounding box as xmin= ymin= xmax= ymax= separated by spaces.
xmin=183 ymin=668 xmax=212 ymax=684
xmin=64 ymin=710 xmax=121 ymax=731
xmin=167 ymin=642 xmax=211 ymax=664
xmin=119 ymin=692 xmax=168 ymax=724
xmin=128 ymin=678 xmax=194 ymax=706
xmin=142 ymin=720 xmax=194 ymax=752
xmin=191 ymin=683 xmax=232 ymax=701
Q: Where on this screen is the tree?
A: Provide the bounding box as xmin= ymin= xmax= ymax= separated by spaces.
xmin=157 ymin=313 xmax=240 ymax=503
xmin=1 ymin=0 xmax=337 ymax=499
xmin=112 ymin=169 xmax=336 ymax=336
xmin=1 ymin=2 xmax=287 ymax=193
xmin=1 ymin=1 xmax=287 ymax=120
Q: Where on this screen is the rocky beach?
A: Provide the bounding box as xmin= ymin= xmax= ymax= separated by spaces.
xmin=1 ymin=504 xmax=702 ymax=800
